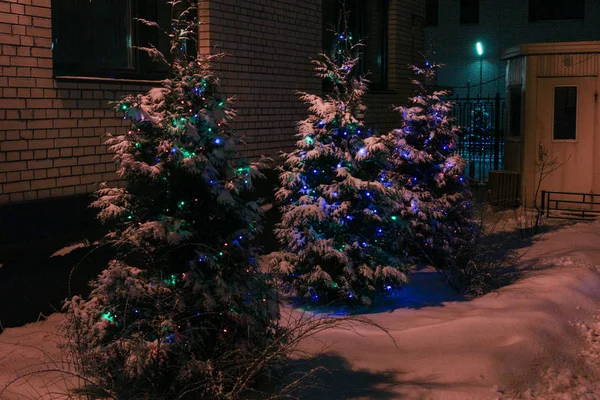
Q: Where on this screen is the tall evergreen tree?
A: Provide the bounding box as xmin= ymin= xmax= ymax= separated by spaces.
xmin=384 ymin=64 xmax=475 ymax=273
xmin=272 ymin=23 xmax=408 ymax=306
xmin=62 ymin=3 xmax=279 ymax=398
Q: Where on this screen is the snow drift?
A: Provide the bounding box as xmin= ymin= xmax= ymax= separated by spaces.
xmin=3 ymin=222 xmax=600 ymax=399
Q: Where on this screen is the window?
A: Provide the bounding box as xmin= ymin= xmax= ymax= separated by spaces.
xmin=508 ymin=87 xmax=522 ymax=137
xmin=460 ymin=0 xmax=479 ymax=25
xmin=322 ymin=0 xmax=389 ymax=90
xmin=553 ymin=86 xmax=577 ymax=140
xmin=529 ymin=0 xmax=584 ymax=21
xmin=425 ymin=0 xmax=439 ymax=27
xmin=52 ymin=0 xmax=172 ymax=79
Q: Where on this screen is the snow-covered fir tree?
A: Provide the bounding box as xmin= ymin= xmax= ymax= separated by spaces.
xmin=272 ymin=26 xmax=408 ymax=306
xmin=384 ymin=64 xmax=475 ymax=272
xmin=62 ymin=3 xmax=279 ymax=398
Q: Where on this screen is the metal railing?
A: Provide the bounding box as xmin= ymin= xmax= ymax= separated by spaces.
xmin=448 ymin=93 xmax=505 ymax=183
xmin=541 ymin=190 xmax=600 ymax=220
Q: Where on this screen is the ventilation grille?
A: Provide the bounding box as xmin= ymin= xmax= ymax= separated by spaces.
xmin=488 ymin=170 xmax=520 ymax=208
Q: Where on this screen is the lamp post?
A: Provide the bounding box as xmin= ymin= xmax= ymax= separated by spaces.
xmin=476 ymin=41 xmax=483 ymax=97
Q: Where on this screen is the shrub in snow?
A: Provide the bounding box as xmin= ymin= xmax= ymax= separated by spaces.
xmin=383 ymin=64 xmax=477 ymax=285
xmin=62 ymin=3 xmax=280 ymax=398
xmin=272 ymin=27 xmax=408 ymax=306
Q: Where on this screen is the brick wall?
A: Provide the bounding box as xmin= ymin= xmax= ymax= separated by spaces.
xmin=365 ymin=0 xmax=425 ymax=133
xmin=0 ymin=0 xmax=425 ymax=205
xmin=0 ymin=0 xmax=154 ymax=204
xmin=197 ymin=0 xmax=322 ymax=158
xmin=200 ymin=0 xmax=425 ymax=157
xmin=425 ymin=0 xmax=600 ymax=98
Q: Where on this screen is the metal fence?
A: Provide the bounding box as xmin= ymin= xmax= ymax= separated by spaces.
xmin=448 ymin=94 xmax=506 ymax=183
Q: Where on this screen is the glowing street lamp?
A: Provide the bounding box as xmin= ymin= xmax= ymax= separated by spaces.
xmin=476 ymin=41 xmax=484 ymax=96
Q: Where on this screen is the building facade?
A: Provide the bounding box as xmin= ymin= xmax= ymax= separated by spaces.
xmin=0 ymin=0 xmax=425 ymax=205
xmin=503 ymin=41 xmax=600 ymax=209
xmin=424 ymin=0 xmax=600 ymax=98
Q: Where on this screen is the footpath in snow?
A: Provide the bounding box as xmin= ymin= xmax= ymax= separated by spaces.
xmin=3 ymin=222 xmax=600 ymax=399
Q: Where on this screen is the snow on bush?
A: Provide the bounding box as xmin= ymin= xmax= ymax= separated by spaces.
xmin=272 ymin=21 xmax=408 ymax=306
xmin=61 ymin=3 xmax=281 ymax=398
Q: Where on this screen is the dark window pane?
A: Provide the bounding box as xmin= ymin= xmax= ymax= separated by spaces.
xmin=52 ymin=0 xmax=172 ymax=79
xmin=136 ymin=0 xmax=172 ymax=75
xmin=322 ymin=0 xmax=338 ymax=56
xmin=509 ymin=87 xmax=522 ymax=137
xmin=361 ymin=0 xmax=388 ymax=89
xmin=529 ymin=0 xmax=584 ymax=21
xmin=460 ymin=0 xmax=479 ymax=25
xmin=322 ymin=0 xmax=388 ymax=90
xmin=553 ymin=86 xmax=577 ymax=140
xmin=425 ymin=0 xmax=439 ymax=27
xmin=52 ymin=0 xmax=133 ymax=74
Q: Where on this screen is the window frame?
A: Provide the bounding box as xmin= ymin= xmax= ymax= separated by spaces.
xmin=552 ymin=85 xmax=578 ymax=141
xmin=51 ymin=0 xmax=173 ymax=80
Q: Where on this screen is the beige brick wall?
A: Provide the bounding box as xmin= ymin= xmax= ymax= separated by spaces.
xmin=200 ymin=0 xmax=425 ymax=157
xmin=198 ymin=0 xmax=323 ymax=158
xmin=0 ymin=0 xmax=155 ymax=204
xmin=365 ymin=0 xmax=425 ymax=133
xmin=0 ymin=0 xmax=424 ymax=205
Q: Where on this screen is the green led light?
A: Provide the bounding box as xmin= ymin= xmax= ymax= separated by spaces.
xmin=391 ymin=216 xmax=398 ymax=221
xmin=476 ymin=41 xmax=484 ymax=56
xmin=101 ymin=312 xmax=114 ymax=322
xmin=305 ymin=137 xmax=314 ymax=145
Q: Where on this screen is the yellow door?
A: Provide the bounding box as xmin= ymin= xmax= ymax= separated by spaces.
xmin=536 ymin=77 xmax=596 ymax=191
xmin=535 ymin=77 xmax=597 ymax=215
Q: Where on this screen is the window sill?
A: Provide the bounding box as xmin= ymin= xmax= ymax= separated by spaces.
xmin=366 ymin=89 xmax=397 ymax=95
xmin=54 ymin=75 xmax=163 ymax=85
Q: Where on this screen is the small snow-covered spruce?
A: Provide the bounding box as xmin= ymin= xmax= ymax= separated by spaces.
xmin=62 ymin=2 xmax=280 ymax=399
xmin=383 ymin=63 xmax=476 ymax=274
xmin=273 ymin=24 xmax=408 ymax=306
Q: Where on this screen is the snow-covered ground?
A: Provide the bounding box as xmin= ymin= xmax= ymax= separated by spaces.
xmin=3 ymin=221 xmax=600 ymax=399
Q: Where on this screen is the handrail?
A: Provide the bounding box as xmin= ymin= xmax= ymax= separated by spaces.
xmin=541 ymin=190 xmax=599 ymax=219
